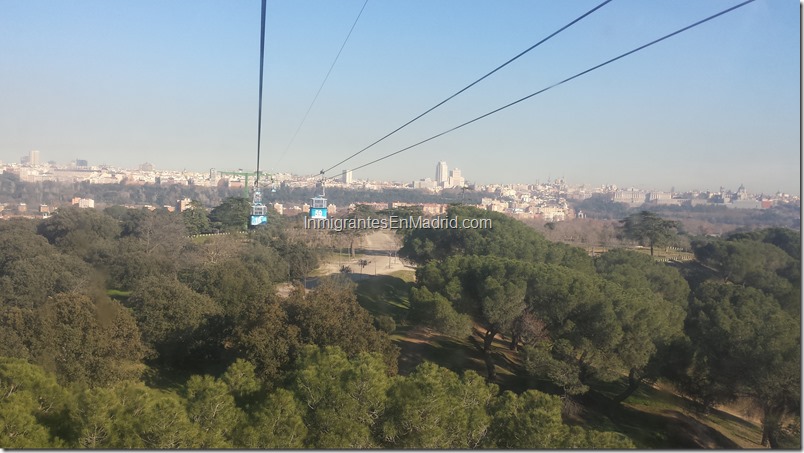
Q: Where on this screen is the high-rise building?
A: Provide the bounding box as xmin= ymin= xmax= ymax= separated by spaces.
xmin=448 ymin=168 xmax=464 ymax=188
xmin=436 ymin=161 xmax=448 ymax=185
xmin=29 ymin=150 xmax=40 ymax=166
xmin=342 ymin=169 xmax=353 ymax=184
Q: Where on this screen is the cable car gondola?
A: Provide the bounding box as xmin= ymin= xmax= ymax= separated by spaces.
xmin=247 ymin=0 xmax=268 ymax=229
xmin=249 ymin=188 xmax=268 ymax=228
xmin=309 ymin=181 xmax=328 ymax=220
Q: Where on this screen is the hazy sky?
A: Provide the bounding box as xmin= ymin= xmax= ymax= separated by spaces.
xmin=1 ymin=0 xmax=799 ymax=194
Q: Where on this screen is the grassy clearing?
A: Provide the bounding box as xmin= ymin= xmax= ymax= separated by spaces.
xmin=355 ymin=275 xmax=413 ymax=319
xmin=572 ymin=376 xmax=800 ymax=449
xmin=390 ymin=325 xmax=533 ymax=396
xmin=388 ymin=269 xmax=415 ymax=282
xmin=695 ymin=410 xmax=765 ymax=448
xmin=392 ymin=326 xmax=485 ymax=376
xmin=593 ymin=378 xmax=690 ymax=411
xmin=107 ymin=289 xmax=132 ymax=303
xmin=564 ymin=383 xmax=741 ymax=449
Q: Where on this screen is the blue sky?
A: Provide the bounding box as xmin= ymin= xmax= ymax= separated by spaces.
xmin=0 ymin=0 xmax=799 ymax=194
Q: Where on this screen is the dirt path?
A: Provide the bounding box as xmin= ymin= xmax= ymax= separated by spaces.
xmin=316 ymin=229 xmax=414 ymax=278
xmin=276 ymin=230 xmax=415 ymax=296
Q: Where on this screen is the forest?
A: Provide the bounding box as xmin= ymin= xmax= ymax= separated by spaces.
xmin=0 ymin=200 xmax=799 ymax=448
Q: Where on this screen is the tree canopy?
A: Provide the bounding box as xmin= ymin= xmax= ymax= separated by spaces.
xmin=681 ymin=282 xmax=800 ymax=448
xmin=619 ymin=210 xmax=680 ymax=256
xmin=0 ymin=192 xmax=796 ymax=449
xmin=400 ymin=205 xmax=594 ymax=273
xmin=414 ymin=254 xmax=685 ymax=396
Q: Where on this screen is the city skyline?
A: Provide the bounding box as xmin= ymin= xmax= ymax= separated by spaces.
xmin=6 ymin=154 xmax=796 ymax=198
xmin=0 ymin=0 xmax=799 ymax=195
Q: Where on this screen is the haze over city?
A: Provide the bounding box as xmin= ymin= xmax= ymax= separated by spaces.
xmin=0 ymin=0 xmax=799 ymax=194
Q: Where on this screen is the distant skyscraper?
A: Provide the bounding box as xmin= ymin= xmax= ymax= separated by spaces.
xmin=448 ymin=168 xmax=465 ymax=188
xmin=342 ymin=169 xmax=353 ymax=184
xmin=29 ymin=150 xmax=40 ymax=166
xmin=436 ymin=161 xmax=448 ymax=184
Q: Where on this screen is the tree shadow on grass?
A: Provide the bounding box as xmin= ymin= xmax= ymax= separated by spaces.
xmin=392 ymin=328 xmax=487 ymax=378
xmin=571 ymin=390 xmax=742 ymax=449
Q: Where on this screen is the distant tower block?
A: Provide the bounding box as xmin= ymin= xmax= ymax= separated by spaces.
xmin=342 ymin=169 xmax=353 ymax=184
xmin=29 ymin=150 xmax=40 ymax=166
xmin=436 ymin=161 xmax=448 ymax=185
xmin=448 ymin=168 xmax=464 ymax=188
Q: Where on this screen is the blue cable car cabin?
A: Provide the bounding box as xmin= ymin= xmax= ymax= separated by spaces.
xmin=309 ymin=196 xmax=327 ymax=220
xmin=250 ymin=207 xmax=267 ymax=227
xmin=309 ymin=182 xmax=328 ymax=219
xmin=249 ymin=190 xmax=268 ymax=228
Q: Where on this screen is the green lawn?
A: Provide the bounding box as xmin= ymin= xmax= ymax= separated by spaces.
xmin=388 ymin=269 xmax=416 ymax=282
xmin=567 ymin=375 xmax=802 ymax=449
xmin=355 ymin=275 xmax=413 ymax=320
xmin=107 ymin=289 xmax=132 ymax=303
